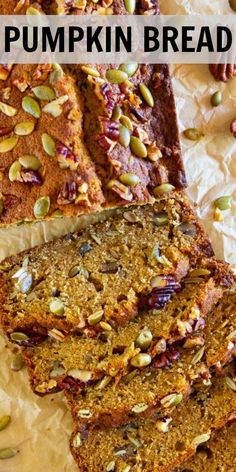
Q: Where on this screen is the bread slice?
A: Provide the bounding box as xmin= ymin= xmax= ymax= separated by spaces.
xmin=0 ymin=192 xmax=220 ymax=340
xmin=62 ymin=291 xmax=236 ymax=431
xmin=177 ymin=421 xmax=236 ymax=472
xmin=70 ymin=364 xmax=236 ymax=472
xmin=22 ymin=275 xmax=233 ymax=395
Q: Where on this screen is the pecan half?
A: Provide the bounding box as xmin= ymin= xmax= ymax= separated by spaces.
xmin=140 ymin=276 xmax=181 ymax=310
xmin=209 ymin=63 xmax=236 ymax=82
xmin=99 ymin=116 xmax=119 ymax=141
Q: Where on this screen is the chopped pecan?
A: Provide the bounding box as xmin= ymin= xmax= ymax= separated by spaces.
xmin=96 ymin=134 xmax=117 ymax=152
xmin=99 ymin=116 xmax=119 ymax=141
xmin=0 ymin=65 xmax=13 ymax=81
xmin=209 ymin=63 xmax=236 ymax=82
xmin=56 ymin=142 xmax=79 ymax=171
xmin=20 ymin=170 xmax=42 ymax=185
xmin=14 ymin=0 xmax=30 ymax=12
xmin=230 ymin=117 xmax=236 ymax=138
xmin=13 ymin=77 xmax=30 ymax=93
xmin=57 ymin=181 xmax=77 ymax=204
xmin=33 ymin=64 xmax=52 ymax=81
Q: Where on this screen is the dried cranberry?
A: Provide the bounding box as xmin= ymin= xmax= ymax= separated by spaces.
xmin=59 ymin=376 xmax=93 ymax=393
xmin=153 ymin=353 xmax=169 ymax=369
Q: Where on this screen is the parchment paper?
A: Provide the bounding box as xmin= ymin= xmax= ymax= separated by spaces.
xmin=0 ymin=1 xmax=236 ymax=470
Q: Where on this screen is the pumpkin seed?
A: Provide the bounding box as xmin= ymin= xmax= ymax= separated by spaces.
xmin=73 ymin=432 xmax=82 ymax=448
xmin=100 ymin=321 xmax=112 ymax=331
xmin=131 ymin=403 xmax=148 ymax=413
xmin=88 ymin=310 xmax=104 ymax=325
xmin=160 ymin=393 xmax=183 ymax=408
xmin=130 ymin=353 xmax=152 ymax=368
xmin=26 ymin=5 xmax=41 ymax=14
xmin=124 ymin=0 xmax=136 ymax=13
xmin=153 ymin=183 xmax=175 ymax=196
xmin=49 ymin=64 xmax=64 ymax=84
xmin=111 ymin=105 xmax=122 ymax=121
xmin=119 ymin=173 xmax=139 ymax=186
xmin=227 ymin=330 xmax=236 ymax=341
xmin=123 ymin=369 xmax=138 ymax=384
xmin=211 ymin=91 xmax=222 ymax=107
xmin=0 ymin=416 xmax=10 ymax=431
xmin=22 ymin=96 xmax=41 ymax=119
xmin=19 ymin=155 xmax=41 ymax=171
xmin=49 ymin=365 xmax=65 ymax=378
xmin=42 ymin=95 xmax=68 ymax=117
xmin=130 ymin=136 xmax=147 ymax=158
xmin=32 ymin=86 xmax=55 ymax=101
xmin=42 ymin=133 xmax=55 ymax=157
xmin=0 ymin=448 xmax=17 ymax=460
xmin=10 ymin=332 xmax=29 ymax=342
xmin=156 ymin=417 xmax=172 ymax=433
xmin=120 ymin=115 xmax=133 ymax=131
xmin=136 ymin=329 xmax=153 ymax=350
xmin=183 ymin=128 xmax=203 ymax=141
xmin=95 ymin=376 xmax=112 ymax=390
xmin=153 ymin=211 xmax=168 ymax=226
xmin=229 ymin=0 xmax=236 ymax=11
xmin=189 ymin=268 xmax=211 ymax=277
xmin=119 ymin=125 xmax=130 ymax=147
xmin=106 ymin=69 xmax=128 ymax=84
xmin=81 ymin=65 xmax=100 ymax=77
xmin=77 ymin=409 xmax=92 ymax=418
xmin=122 ymin=466 xmax=131 ymax=472
xmin=225 ymin=376 xmax=236 ymax=392
xmin=106 ymin=461 xmax=116 ymax=472
xmin=19 ymin=273 xmax=32 ymax=294
xmin=68 ymin=369 xmax=92 ymax=382
xmin=69 ymin=265 xmax=82 ymax=277
xmin=139 ymin=83 xmax=154 ymax=107
xmin=123 ymin=211 xmax=140 ymax=223
xmin=49 ymin=299 xmax=65 ymax=316
xmin=192 ymin=433 xmax=211 ymax=447
xmin=14 ymin=121 xmax=35 ymax=136
xmin=34 ymin=196 xmax=50 ymax=218
xmin=191 ymin=346 xmax=205 ymax=365
xmin=119 ymin=63 xmax=138 ymax=77
xmin=0 ymin=101 xmax=17 ymax=117
xmin=11 ymin=352 xmax=24 ymax=371
xmin=9 ymin=161 xmax=21 ymax=182
xmin=214 ymin=195 xmax=232 ymax=211
xmin=0 ymin=136 xmax=18 ymax=153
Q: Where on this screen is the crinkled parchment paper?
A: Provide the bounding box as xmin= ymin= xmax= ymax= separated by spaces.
xmin=0 ymin=1 xmax=236 ymax=470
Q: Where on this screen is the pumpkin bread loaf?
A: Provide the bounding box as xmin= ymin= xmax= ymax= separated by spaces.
xmin=70 ymin=365 xmax=236 ymax=472
xmin=0 ymin=192 xmax=221 ymax=340
xmin=0 ymin=1 xmax=187 ymax=225
xmin=177 ymin=422 xmax=236 ymax=472
xmin=0 ymin=62 xmax=105 ymax=225
xmin=73 ymin=63 xmax=186 ymax=208
xmin=23 ymin=280 xmax=235 ymax=395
